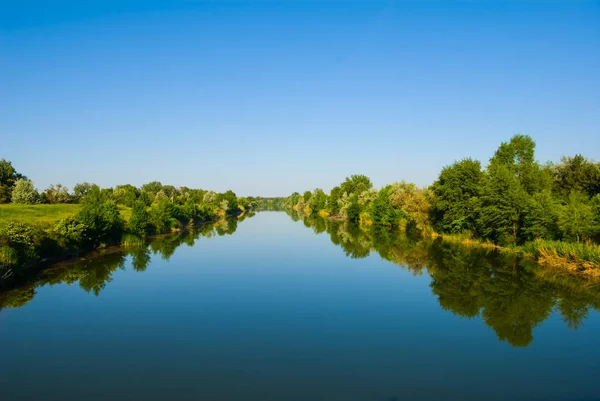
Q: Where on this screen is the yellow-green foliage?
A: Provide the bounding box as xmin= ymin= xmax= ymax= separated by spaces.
xmin=0 ymin=204 xmax=81 ymax=227
xmin=525 ymin=239 xmax=600 ymax=278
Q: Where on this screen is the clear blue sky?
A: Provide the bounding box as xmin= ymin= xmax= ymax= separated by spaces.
xmin=2 ymin=1 xmax=599 ymax=197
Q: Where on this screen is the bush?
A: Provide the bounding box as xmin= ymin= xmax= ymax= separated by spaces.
xmin=0 ymin=222 xmax=42 ymax=269
xmin=76 ymin=186 xmax=124 ymax=246
xmin=53 ymin=217 xmax=88 ymax=251
xmin=129 ymin=201 xmax=152 ymax=236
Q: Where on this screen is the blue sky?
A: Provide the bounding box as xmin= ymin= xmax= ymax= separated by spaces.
xmin=2 ymin=1 xmax=599 ymax=197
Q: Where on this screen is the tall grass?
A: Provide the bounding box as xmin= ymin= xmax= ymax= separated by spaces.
xmin=121 ymin=234 xmax=145 ymax=248
xmin=522 ymin=239 xmax=600 ymax=278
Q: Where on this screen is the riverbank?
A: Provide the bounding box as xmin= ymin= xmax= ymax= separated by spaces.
xmin=290 ymin=207 xmax=600 ymax=280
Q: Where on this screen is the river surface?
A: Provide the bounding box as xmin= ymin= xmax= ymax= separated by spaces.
xmin=1 ymin=211 xmax=599 ymax=401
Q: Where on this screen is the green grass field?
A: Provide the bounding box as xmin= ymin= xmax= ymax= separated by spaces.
xmin=0 ymin=204 xmax=131 ymax=228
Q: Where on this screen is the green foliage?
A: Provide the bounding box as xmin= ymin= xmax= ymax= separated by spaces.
xmin=129 ymin=200 xmax=152 ymax=236
xmin=346 ymin=196 xmax=360 ymax=223
xmin=76 ymin=186 xmax=124 ymax=245
xmin=371 ymin=186 xmax=402 ymax=227
xmin=139 ymin=191 xmax=152 ymax=207
xmin=558 ymin=191 xmax=597 ymax=242
xmin=0 ymin=159 xmax=26 ymax=203
xmin=0 ymin=222 xmax=41 ymax=268
xmin=72 ymin=182 xmax=93 ymax=202
xmin=478 ymin=164 xmax=527 ymax=245
xmin=327 ymin=186 xmax=342 ymax=215
xmin=522 ymin=190 xmax=559 ymax=241
xmin=552 ymin=155 xmax=600 ymax=200
xmin=53 ymin=217 xmax=89 ymax=251
xmin=114 ymin=184 xmax=139 ymax=207
xmin=42 ymin=184 xmax=71 ymax=204
xmin=431 ymin=158 xmax=483 ymax=233
xmin=388 ymin=181 xmax=432 ymax=231
xmin=340 ymin=174 xmax=373 ymax=196
xmin=11 ymin=179 xmax=39 ymax=204
xmin=151 ymin=198 xmax=175 ymax=234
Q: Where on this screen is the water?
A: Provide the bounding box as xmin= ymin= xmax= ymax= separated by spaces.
xmin=1 ymin=212 xmax=599 ymax=401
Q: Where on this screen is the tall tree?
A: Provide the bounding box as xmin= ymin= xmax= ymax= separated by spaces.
xmin=0 ymin=159 xmax=26 ymax=203
xmin=431 ymin=158 xmax=483 ymax=233
xmin=558 ymin=191 xmax=596 ymax=242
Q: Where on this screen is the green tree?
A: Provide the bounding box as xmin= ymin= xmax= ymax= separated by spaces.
xmin=371 ymin=185 xmax=405 ymax=227
xmin=0 ymin=159 xmax=26 ymax=203
xmin=478 ymin=164 xmax=528 ymax=245
xmin=129 ymin=200 xmax=152 ymax=236
xmin=11 ymin=179 xmax=39 ymax=204
xmin=72 ymin=182 xmax=93 ymax=203
xmin=431 ymin=158 xmax=483 ymax=233
xmin=346 ymin=196 xmax=360 ymax=222
xmin=151 ymin=198 xmax=175 ymax=234
xmin=552 ymin=155 xmax=600 ymax=200
xmin=309 ymin=188 xmax=327 ymax=212
xmin=114 ymin=184 xmax=139 ymax=207
xmin=558 ymin=191 xmax=596 ymax=242
xmin=76 ymin=186 xmax=124 ymax=246
xmin=340 ymin=174 xmax=373 ymax=196
xmin=303 ymin=191 xmax=311 ymax=203
xmin=42 ymin=184 xmax=71 ymax=204
xmin=327 ymin=186 xmax=342 ymax=215
xmin=389 ymin=181 xmax=432 ymax=231
xmin=522 ymin=190 xmax=559 ymax=241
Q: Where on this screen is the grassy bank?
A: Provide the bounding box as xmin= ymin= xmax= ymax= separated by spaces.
xmin=0 ymin=204 xmax=132 ymax=226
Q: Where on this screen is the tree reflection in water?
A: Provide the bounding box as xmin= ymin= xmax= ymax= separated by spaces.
xmin=293 ymin=211 xmax=600 ymax=347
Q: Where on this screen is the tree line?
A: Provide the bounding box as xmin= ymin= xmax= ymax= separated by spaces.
xmin=0 ymin=160 xmax=260 ymax=286
xmin=281 ymin=135 xmax=600 ymax=271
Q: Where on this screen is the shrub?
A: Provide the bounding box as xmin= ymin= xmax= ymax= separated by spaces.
xmin=76 ymin=186 xmax=124 ymax=246
xmin=53 ymin=217 xmax=89 ymax=251
xmin=129 ymin=201 xmax=152 ymax=236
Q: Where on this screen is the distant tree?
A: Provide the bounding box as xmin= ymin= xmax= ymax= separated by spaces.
xmin=139 ymin=191 xmax=152 ymax=207
xmin=340 ymin=174 xmax=373 ymax=197
xmin=202 ymin=191 xmax=217 ymax=204
xmin=309 ymin=188 xmax=327 ymax=212
xmin=552 ymin=155 xmax=600 ymax=200
xmin=142 ymin=181 xmax=163 ymax=195
xmin=0 ymin=159 xmax=26 ymax=203
xmin=42 ymin=184 xmax=71 ymax=204
xmin=218 ymin=190 xmax=238 ymax=214
xmin=303 ymin=190 xmax=312 ymax=203
xmin=371 ymin=185 xmax=405 ymax=227
xmin=72 ymin=182 xmax=94 ymax=202
xmin=151 ymin=198 xmax=175 ymax=233
xmin=389 ymin=181 xmax=432 ymax=231
xmin=346 ymin=196 xmax=360 ymax=222
xmin=11 ymin=179 xmax=39 ymax=204
xmin=558 ymin=191 xmax=596 ymax=242
xmin=129 ymin=200 xmax=152 ymax=236
xmin=114 ymin=184 xmax=139 ymax=207
xmin=327 ymin=186 xmax=342 ymax=215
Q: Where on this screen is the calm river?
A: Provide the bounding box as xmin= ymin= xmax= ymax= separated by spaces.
xmin=1 ymin=211 xmax=599 ymax=401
